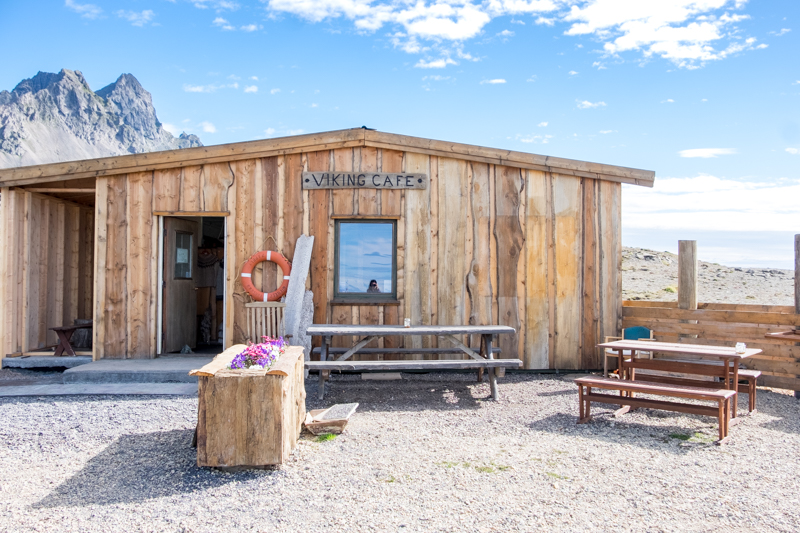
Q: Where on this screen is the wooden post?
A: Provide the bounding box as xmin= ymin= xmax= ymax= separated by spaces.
xmin=678 ymin=240 xmax=698 ymax=312
xmin=678 ymin=241 xmax=698 ymax=342
xmin=795 ymin=235 xmax=799 ymax=399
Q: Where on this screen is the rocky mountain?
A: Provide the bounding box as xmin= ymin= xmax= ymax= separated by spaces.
xmin=0 ymin=69 xmax=201 ymax=168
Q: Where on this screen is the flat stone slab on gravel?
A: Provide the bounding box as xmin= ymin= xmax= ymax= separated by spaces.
xmin=2 ymin=356 xmax=92 ymax=369
xmin=0 ymin=383 xmax=197 ymax=397
xmin=63 ymin=357 xmax=213 ymax=384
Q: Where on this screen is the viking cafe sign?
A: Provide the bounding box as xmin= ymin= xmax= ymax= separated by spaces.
xmin=302 ymin=172 xmax=428 ymax=190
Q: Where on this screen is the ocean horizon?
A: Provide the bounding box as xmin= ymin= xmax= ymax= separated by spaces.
xmin=623 ymin=229 xmax=798 ymax=270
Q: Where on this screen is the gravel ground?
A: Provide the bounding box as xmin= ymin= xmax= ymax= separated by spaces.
xmin=2 ymin=372 xmax=800 ymax=532
xmin=622 ymin=247 xmax=795 ymax=305
xmin=0 ymin=368 xmax=63 ymax=386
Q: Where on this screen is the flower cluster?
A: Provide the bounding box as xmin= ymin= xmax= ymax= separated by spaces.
xmin=228 ymin=336 xmax=286 ymax=370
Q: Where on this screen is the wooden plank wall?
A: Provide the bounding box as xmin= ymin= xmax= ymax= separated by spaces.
xmin=622 ymin=301 xmax=800 ymax=391
xmin=88 ymin=150 xmax=621 ymax=368
xmin=0 ymin=188 xmax=94 ymax=357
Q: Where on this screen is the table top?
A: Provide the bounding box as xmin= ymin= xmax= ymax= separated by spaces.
xmin=597 ymin=339 xmax=761 ymax=359
xmin=307 ymin=324 xmax=516 ymax=336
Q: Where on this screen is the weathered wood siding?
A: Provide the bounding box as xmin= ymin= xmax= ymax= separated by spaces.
xmin=0 ymin=188 xmax=94 ymax=355
xmin=88 ymin=150 xmax=621 ymax=368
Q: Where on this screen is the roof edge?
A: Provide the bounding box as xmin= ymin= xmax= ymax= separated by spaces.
xmin=0 ymin=128 xmax=655 ymax=187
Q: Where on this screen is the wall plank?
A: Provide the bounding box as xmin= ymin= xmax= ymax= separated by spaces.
xmin=204 ymin=162 xmax=234 ymax=212
xmin=552 ymin=174 xmax=583 ymax=369
xmin=403 ymin=152 xmax=432 ymax=356
xmin=103 ymin=176 xmax=129 ymax=358
xmin=283 ymin=154 xmax=304 ymax=261
xmin=63 ymin=205 xmax=81 ymax=329
xmin=467 ymin=162 xmax=494 ymax=352
xmin=232 ymin=159 xmax=256 ymax=344
xmin=581 ymin=179 xmax=600 ymax=369
xmin=307 ymin=151 xmax=331 ymax=336
xmin=152 ymin=168 xmax=181 ymax=212
xmin=494 ymin=166 xmax=524 ymax=360
xmin=382 ymin=149 xmax=404 ymax=351
xmin=180 ymin=165 xmax=203 ymax=212
xmin=525 ymin=170 xmax=550 ymax=369
xmin=126 ymin=171 xmax=154 ymax=358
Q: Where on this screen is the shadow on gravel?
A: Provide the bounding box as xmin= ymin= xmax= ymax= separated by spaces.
xmin=529 ymin=412 xmax=719 ymax=454
xmin=33 ymin=429 xmax=266 ymax=508
xmin=304 ymin=374 xmax=491 ymax=413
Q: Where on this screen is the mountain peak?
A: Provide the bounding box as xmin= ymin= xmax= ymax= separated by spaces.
xmin=0 ymin=69 xmax=202 ymax=168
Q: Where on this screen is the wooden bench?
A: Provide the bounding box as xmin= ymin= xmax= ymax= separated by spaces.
xmin=310 ymin=347 xmax=502 ymax=358
xmin=574 ymin=376 xmax=736 ymax=444
xmin=630 ymin=368 xmax=761 ymax=413
xmin=50 ymin=323 xmax=93 ymax=357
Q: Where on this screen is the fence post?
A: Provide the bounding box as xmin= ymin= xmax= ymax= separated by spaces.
xmin=795 ymin=235 xmax=799 ymax=399
xmin=678 ymin=241 xmax=698 ymax=340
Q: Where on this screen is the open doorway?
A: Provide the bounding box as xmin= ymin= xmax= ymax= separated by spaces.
xmin=159 ymin=216 xmax=226 ymax=356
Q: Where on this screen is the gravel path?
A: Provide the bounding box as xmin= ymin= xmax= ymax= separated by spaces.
xmin=2 ymin=372 xmax=799 ymax=532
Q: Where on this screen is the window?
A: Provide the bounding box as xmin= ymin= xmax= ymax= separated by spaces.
xmin=334 ymin=220 xmax=396 ymax=299
xmin=174 ymin=231 xmax=193 ymax=279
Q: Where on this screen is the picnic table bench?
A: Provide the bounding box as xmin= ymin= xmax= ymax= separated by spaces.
xmin=575 ymin=376 xmax=736 ymax=443
xmin=50 ymin=322 xmax=93 ymax=357
xmin=306 ymin=324 xmax=520 ymax=400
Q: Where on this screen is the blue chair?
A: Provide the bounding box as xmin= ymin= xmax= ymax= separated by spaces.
xmin=603 ymin=326 xmax=653 ymax=378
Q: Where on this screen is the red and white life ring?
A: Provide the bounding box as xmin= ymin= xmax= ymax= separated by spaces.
xmin=241 ymin=251 xmax=291 ymax=302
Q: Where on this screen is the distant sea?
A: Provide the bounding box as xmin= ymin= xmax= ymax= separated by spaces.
xmin=623 ymin=229 xmax=798 ymax=270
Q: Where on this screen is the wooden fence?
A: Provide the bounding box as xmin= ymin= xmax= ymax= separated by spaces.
xmin=622 ymin=300 xmax=800 ymax=391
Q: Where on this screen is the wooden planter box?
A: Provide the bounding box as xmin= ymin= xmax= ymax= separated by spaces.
xmin=192 ymin=345 xmax=306 ymax=467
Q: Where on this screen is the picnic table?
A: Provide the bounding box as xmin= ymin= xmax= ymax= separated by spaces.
xmin=597 ymin=339 xmax=761 ymax=420
xmin=306 ymin=324 xmax=520 ymax=400
xmin=50 ymin=322 xmax=93 ymax=357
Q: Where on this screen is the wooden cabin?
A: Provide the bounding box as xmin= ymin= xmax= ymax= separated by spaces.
xmin=0 ymin=128 xmax=655 ymax=369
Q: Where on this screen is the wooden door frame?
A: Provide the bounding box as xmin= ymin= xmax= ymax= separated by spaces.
xmin=156 ymin=215 xmax=227 ymax=355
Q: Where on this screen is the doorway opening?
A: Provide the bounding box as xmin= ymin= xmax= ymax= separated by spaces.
xmin=158 ymin=216 xmax=226 ymax=356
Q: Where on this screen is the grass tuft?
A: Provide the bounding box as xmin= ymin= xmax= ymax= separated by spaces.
xmin=315 ymin=433 xmax=337 ymax=442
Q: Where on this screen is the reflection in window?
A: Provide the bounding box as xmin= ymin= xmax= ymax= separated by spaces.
xmin=174 ymin=232 xmax=193 ymax=279
xmin=336 ymin=221 xmax=395 ymax=296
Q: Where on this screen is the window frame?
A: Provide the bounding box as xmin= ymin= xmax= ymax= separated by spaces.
xmin=173 ymin=230 xmax=193 ymax=280
xmin=333 ymin=219 xmax=397 ymax=301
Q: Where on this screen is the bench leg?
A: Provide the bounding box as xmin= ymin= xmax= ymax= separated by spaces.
xmin=318 ymin=372 xmax=326 ymax=400
xmin=749 ymin=378 xmax=757 ymax=413
xmin=476 ymin=368 xmax=484 ymax=382
xmin=488 ymin=368 xmax=499 ymax=401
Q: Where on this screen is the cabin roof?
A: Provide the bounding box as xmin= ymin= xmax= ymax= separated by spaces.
xmin=0 ymin=128 xmax=655 ymax=188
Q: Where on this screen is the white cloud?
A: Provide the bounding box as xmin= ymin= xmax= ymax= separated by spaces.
xmin=264 ymin=1 xmax=761 ymax=69
xmin=116 ymin=9 xmax=154 ymax=26
xmin=270 ymin=88 xmax=281 ymax=94
xmin=623 ymin=175 xmax=800 ymax=232
xmin=538 ymin=121 xmax=548 ymax=127
xmin=65 ymin=0 xmax=102 ymax=19
xmin=592 ymin=61 xmax=607 ymax=70
xmin=191 ymin=0 xmax=238 ymax=10
xmin=244 ymin=85 xmax=258 ymax=93
xmin=769 ymin=28 xmax=791 ymax=36
xmin=577 ymin=100 xmax=606 ymax=109
xmin=183 ymin=83 xmax=239 ymax=93
xmin=241 ymin=23 xmax=262 ymax=31
xmin=793 ymin=81 xmax=800 ymax=85
xmin=786 ymin=148 xmax=799 ymax=155
xmin=568 ymin=70 xmax=578 ymax=75
xmin=250 ymin=76 xmax=259 ymax=80
xmin=662 ymin=98 xmax=675 ymax=103
xmin=213 ymin=17 xmax=236 ymax=30
xmin=599 ymin=129 xmax=615 ymax=134
xmin=517 ymin=133 xmax=553 ymax=144
xmin=311 ymin=103 xmax=318 ymax=108
xmin=679 ymin=148 xmax=736 ymax=158
xmin=526 ymin=75 xmax=537 ymax=82
xmin=480 ymin=78 xmax=506 ymax=84
xmin=288 ymin=129 xmax=305 ymax=135
xmin=415 ymin=57 xmax=457 ymax=68
xmin=498 ymin=29 xmax=514 ymax=36
xmin=201 ymin=121 xmax=216 ymax=133
xmin=264 ymin=128 xmax=276 ymax=136
xmin=162 ymin=123 xmax=179 ymax=135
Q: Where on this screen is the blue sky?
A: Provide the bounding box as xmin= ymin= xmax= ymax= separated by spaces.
xmin=1 ymin=0 xmax=798 ymax=267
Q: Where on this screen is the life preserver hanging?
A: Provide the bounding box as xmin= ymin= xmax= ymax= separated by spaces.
xmin=241 ymin=251 xmax=291 ymax=302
